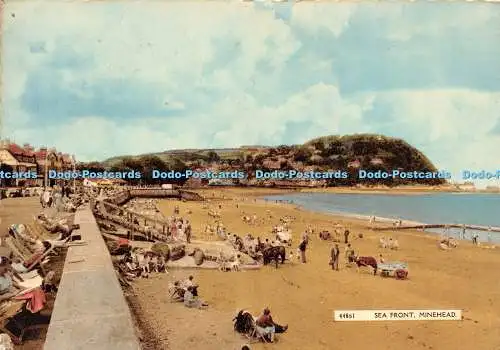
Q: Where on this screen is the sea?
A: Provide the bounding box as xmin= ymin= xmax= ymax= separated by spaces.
xmin=262 ymin=192 xmax=500 ymax=243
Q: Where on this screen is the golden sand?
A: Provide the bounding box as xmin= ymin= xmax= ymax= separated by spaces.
xmin=132 ymin=188 xmax=500 ymax=350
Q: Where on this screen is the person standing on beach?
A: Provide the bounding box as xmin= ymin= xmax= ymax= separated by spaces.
xmin=43 ymin=189 xmax=52 ymax=208
xmin=40 ymin=190 xmax=45 ymax=208
xmin=299 ymin=237 xmax=308 ymax=263
xmin=185 ymin=221 xmax=192 ymax=243
xmin=344 ymin=230 xmax=350 ymax=244
xmin=330 ymin=244 xmax=340 ymax=270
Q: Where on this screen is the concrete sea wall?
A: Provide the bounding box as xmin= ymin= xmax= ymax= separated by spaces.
xmin=44 ymin=207 xmax=141 ymax=350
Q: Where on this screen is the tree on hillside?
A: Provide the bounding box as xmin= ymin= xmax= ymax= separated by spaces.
xmin=293 ymin=147 xmax=312 ymax=162
xmin=121 ymin=158 xmax=143 ymax=172
xmin=139 ymin=155 xmax=168 ymax=184
xmin=311 ymin=140 xmax=325 ymax=152
xmin=77 ymin=162 xmax=105 ymax=172
xmin=207 ymin=151 xmax=220 ymax=163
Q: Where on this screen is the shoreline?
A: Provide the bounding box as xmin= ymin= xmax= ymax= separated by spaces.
xmin=198 ymin=187 xmax=500 ymax=239
xmin=298 ymin=186 xmax=500 ymax=195
xmin=255 ymin=193 xmax=499 ymax=244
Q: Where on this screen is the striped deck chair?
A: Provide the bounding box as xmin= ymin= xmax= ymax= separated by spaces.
xmin=9 ymin=238 xmax=34 ymax=260
xmin=4 ymin=238 xmax=56 ymax=274
xmin=249 ymin=316 xmax=272 ymax=343
xmin=4 ymin=237 xmax=30 ymax=261
xmin=24 ymin=246 xmax=56 ymax=273
xmin=27 ymin=220 xmax=50 ymax=240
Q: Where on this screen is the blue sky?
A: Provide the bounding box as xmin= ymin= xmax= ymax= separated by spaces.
xmin=2 ymin=1 xmax=500 ymax=185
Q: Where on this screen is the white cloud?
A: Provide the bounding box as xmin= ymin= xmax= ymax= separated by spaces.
xmin=2 ymin=1 xmax=500 ymax=190
xmin=368 ymin=89 xmax=500 ymax=186
xmin=290 ymin=2 xmax=355 ymax=37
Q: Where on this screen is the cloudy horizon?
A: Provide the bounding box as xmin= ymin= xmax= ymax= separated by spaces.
xmin=2 ymin=1 xmax=500 ymax=186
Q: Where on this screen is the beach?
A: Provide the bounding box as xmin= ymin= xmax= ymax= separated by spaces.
xmin=130 ymin=188 xmax=500 ymax=350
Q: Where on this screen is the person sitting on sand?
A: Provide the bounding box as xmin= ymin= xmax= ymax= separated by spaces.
xmin=157 ymin=255 xmax=166 ymax=273
xmin=184 ymin=275 xmax=194 ymax=287
xmin=438 ymin=242 xmax=450 ymax=250
xmin=183 ymin=286 xmax=208 ymax=309
xmin=379 ymin=254 xmax=385 ymax=264
xmin=183 ymin=275 xmax=199 ymax=295
xmin=255 ymin=308 xmax=288 ymax=342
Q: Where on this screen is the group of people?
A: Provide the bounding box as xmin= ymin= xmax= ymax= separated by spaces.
xmin=172 ymin=275 xmax=208 ymax=309
xmin=205 ymin=221 xmax=226 ymax=239
xmin=123 ymin=250 xmax=167 ymax=278
xmin=329 ymin=243 xmax=357 ymax=270
xmin=233 ymin=307 xmax=288 ymax=344
xmin=39 ymin=185 xmax=74 ymax=212
xmin=168 ymin=216 xmax=192 ymax=243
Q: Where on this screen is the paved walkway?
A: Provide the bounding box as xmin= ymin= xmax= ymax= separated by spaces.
xmin=44 ymin=207 xmax=141 ymax=350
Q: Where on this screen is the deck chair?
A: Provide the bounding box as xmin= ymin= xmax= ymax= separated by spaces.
xmin=27 ymin=220 xmax=47 ymax=238
xmin=4 ymin=238 xmax=30 ymax=262
xmin=5 ymin=238 xmax=58 ymax=274
xmin=0 ymin=300 xmax=26 ymax=345
xmin=0 ymin=298 xmax=48 ymax=345
xmin=9 ymin=237 xmax=35 ymax=261
xmin=248 ymin=317 xmax=271 ymax=343
xmin=25 ymin=238 xmax=69 ymax=272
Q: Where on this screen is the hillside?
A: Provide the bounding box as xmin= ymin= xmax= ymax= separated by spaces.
xmin=82 ymin=134 xmax=445 ymax=187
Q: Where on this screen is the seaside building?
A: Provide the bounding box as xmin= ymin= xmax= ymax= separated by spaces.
xmin=262 ymin=159 xmax=281 ymax=169
xmin=0 ymin=141 xmax=38 ymax=186
xmin=0 ymin=140 xmax=76 ymax=187
xmin=35 ymin=148 xmax=76 ymax=187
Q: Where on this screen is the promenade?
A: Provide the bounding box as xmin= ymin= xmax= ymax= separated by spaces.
xmin=44 ymin=207 xmax=140 ymax=350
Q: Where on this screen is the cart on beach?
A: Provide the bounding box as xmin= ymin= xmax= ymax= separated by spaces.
xmin=378 ymin=262 xmax=408 ymax=279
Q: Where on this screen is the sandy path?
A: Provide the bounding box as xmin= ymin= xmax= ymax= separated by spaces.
xmin=131 ymin=189 xmax=500 ymax=350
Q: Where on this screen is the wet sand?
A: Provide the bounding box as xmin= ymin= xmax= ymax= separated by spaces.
xmin=132 ymin=188 xmax=500 ymax=350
